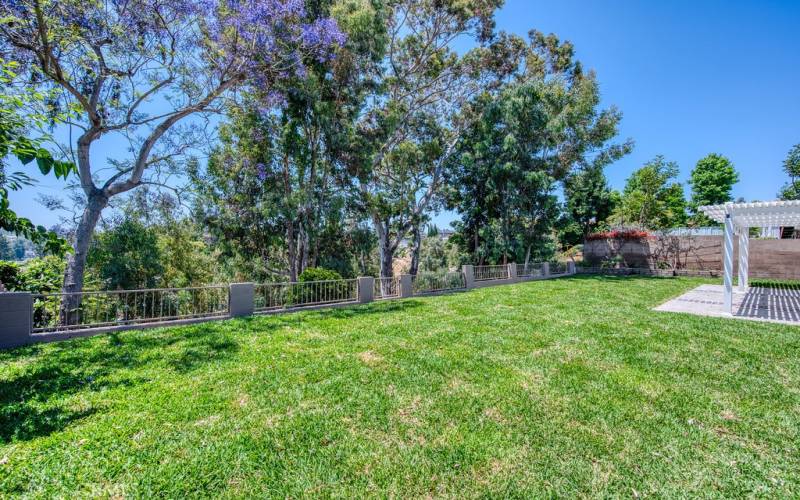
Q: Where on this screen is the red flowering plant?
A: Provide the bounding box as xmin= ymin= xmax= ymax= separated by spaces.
xmin=586 ymin=229 xmax=653 ymax=241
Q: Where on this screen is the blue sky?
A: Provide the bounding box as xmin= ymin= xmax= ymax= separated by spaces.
xmin=9 ymin=0 xmax=800 ymax=228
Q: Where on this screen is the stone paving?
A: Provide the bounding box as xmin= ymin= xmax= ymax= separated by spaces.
xmin=655 ymin=284 xmax=800 ymax=326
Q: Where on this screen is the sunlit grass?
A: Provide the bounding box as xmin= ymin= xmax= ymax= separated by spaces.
xmin=1 ymin=276 xmax=798 ymax=497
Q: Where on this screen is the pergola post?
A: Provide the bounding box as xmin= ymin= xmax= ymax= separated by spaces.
xmin=722 ymin=213 xmax=734 ymax=314
xmin=737 ymin=228 xmax=749 ymax=292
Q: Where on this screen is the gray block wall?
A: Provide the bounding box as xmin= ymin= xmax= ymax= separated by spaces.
xmin=229 ymin=283 xmax=255 ymax=317
xmin=0 ymin=293 xmax=33 ymax=349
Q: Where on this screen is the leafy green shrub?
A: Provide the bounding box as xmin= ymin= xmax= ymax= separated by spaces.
xmin=290 ymin=267 xmax=351 ymax=305
xmin=413 ymin=270 xmax=464 ymax=294
xmin=0 ymin=260 xmax=22 ymax=289
xmin=298 ymin=267 xmax=343 ymax=282
xmin=19 ymin=255 xmax=64 ymax=293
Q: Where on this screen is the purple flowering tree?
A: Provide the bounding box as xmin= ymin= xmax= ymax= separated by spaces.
xmin=0 ymin=0 xmax=344 ymax=308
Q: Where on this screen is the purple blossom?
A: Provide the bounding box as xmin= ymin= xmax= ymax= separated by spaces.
xmin=256 ymin=163 xmax=268 ymax=181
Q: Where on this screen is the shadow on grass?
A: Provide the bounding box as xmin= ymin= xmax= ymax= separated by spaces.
xmin=241 ymin=297 xmax=424 ymax=325
xmin=0 ymin=299 xmax=425 ymax=444
xmin=0 ymin=323 xmax=240 ymax=444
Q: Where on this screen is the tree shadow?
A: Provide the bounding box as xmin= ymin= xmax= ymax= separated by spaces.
xmin=0 ymin=323 xmax=241 ymax=444
xmin=0 ymin=298 xmax=425 ymax=443
xmin=242 ymin=298 xmax=424 ymax=325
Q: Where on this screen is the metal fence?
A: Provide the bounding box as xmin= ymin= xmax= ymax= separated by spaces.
xmin=517 ymin=262 xmax=544 ymax=278
xmin=413 ymin=271 xmax=466 ymax=295
xmin=254 ymin=279 xmax=358 ymax=312
xmin=32 ymin=286 xmax=230 ymax=333
xmin=21 ymin=263 xmax=577 ymax=339
xmin=374 ymin=277 xmax=401 ymax=300
xmin=474 ymin=265 xmax=509 ymax=281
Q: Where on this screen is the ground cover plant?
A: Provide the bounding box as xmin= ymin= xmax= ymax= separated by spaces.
xmin=1 ymin=276 xmax=799 ymax=497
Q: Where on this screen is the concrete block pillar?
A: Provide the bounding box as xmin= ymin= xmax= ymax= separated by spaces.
xmin=0 ymin=292 xmax=33 ymax=349
xmin=542 ymin=262 xmax=551 ymax=278
xmin=399 ymin=274 xmax=413 ymax=298
xmin=567 ymin=261 xmax=576 ymax=275
xmin=462 ymin=265 xmax=475 ymax=289
xmin=357 ymin=277 xmax=374 ymax=303
xmin=229 ymin=283 xmax=255 ymax=317
xmin=508 ymin=263 xmax=518 ymax=282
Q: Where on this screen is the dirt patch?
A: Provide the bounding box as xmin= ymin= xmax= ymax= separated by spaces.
xmin=358 ymin=350 xmax=384 ymax=366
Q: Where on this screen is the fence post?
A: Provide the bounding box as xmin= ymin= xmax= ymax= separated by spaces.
xmin=567 ymin=261 xmax=576 ymax=275
xmin=462 ymin=265 xmax=475 ymax=289
xmin=0 ymin=292 xmax=33 ymax=349
xmin=399 ymin=274 xmax=413 ymax=298
xmin=229 ymin=283 xmax=255 ymax=318
xmin=357 ymin=277 xmax=374 ymax=303
xmin=542 ymin=262 xmax=550 ymax=278
xmin=508 ymin=263 xmax=518 ymax=282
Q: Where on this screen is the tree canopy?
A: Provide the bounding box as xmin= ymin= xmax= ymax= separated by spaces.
xmin=688 ymin=153 xmax=738 ymax=224
xmin=779 ymin=143 xmax=800 ymax=200
xmin=613 ymin=156 xmax=687 ymax=229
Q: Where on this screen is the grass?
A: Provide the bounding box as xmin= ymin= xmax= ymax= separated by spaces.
xmin=1 ymin=275 xmax=799 ymax=497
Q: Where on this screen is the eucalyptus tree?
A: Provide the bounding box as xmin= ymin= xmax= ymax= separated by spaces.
xmin=0 ymin=0 xmax=345 ymax=305
xmin=447 ymin=32 xmax=630 ymax=265
xmin=352 ymin=0 xmax=521 ymax=277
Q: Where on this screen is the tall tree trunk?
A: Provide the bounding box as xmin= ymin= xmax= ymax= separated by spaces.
xmin=524 ymin=244 xmax=531 ymax=272
xmin=298 ymin=223 xmax=310 ymax=274
xmin=286 ymin=221 xmax=298 ymax=282
xmin=379 ymin=243 xmax=395 ymax=278
xmin=61 ymin=191 xmax=108 ymax=322
xmin=409 ymin=223 xmax=422 ymax=275
xmin=375 ymin=222 xmax=395 ymax=278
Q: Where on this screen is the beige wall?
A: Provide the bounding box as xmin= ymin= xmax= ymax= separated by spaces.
xmin=584 ymin=236 xmax=800 ymax=280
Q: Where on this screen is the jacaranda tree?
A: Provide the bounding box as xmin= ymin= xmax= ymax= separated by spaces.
xmin=0 ymin=0 xmax=345 ymax=313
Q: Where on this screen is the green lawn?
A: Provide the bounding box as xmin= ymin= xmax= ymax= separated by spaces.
xmin=1 ymin=276 xmax=799 ymax=497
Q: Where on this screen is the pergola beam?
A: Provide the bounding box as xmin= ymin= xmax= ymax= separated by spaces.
xmin=738 ymin=227 xmax=749 ymax=292
xmin=723 ymin=214 xmax=734 ymax=314
xmin=699 ymin=200 xmax=800 ymax=316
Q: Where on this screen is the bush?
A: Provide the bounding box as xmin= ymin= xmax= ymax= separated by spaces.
xmin=19 ymin=256 xmax=64 ymax=293
xmin=298 ymin=267 xmax=343 ymax=283
xmin=291 ymin=267 xmax=350 ymax=306
xmin=0 ymin=260 xmax=22 ymax=290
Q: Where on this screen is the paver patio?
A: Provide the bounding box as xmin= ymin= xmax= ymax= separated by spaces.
xmin=655 ymin=284 xmax=800 ymax=325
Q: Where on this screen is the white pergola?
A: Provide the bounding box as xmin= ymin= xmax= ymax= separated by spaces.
xmin=699 ymin=200 xmax=800 ymax=314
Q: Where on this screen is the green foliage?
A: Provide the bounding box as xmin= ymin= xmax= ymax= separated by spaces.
xmin=292 ymin=267 xmax=348 ymax=305
xmin=0 ymin=255 xmax=65 ymax=292
xmin=689 ymin=154 xmax=738 ymax=224
xmin=0 ymin=60 xmax=74 ymax=256
xmin=418 ymin=236 xmax=459 ymax=273
xmin=779 ymin=143 xmax=800 ymax=200
xmin=0 ymin=260 xmax=21 ymax=289
xmin=298 ymin=267 xmax=343 ymax=282
xmin=448 ymin=33 xmax=629 ymax=264
xmin=561 ymin=166 xmax=618 ymax=246
xmin=155 ymin=220 xmax=216 ymax=288
xmin=17 ymin=256 xmax=64 ymax=293
xmin=88 ymin=219 xmax=163 ymax=290
xmin=613 ymin=156 xmax=687 ymax=229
